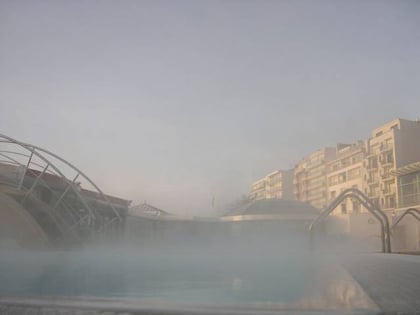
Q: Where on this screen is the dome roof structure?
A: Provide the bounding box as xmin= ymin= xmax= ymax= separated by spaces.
xmin=221 ymin=198 xmax=319 ymax=221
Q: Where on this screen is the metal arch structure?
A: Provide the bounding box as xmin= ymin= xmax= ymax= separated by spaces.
xmin=7 ymin=137 xmax=122 ymax=222
xmin=0 ymin=133 xmax=123 ymax=244
xmin=392 ymin=208 xmax=420 ymax=231
xmin=309 ymin=188 xmax=392 ymax=253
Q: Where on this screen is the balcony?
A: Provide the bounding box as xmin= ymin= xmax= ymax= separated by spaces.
xmin=366 ymin=162 xmax=378 ymax=170
xmin=366 ymin=151 xmax=377 ymax=158
xmin=307 ymin=182 xmax=325 ymax=191
xmin=306 ymin=159 xmax=325 ymax=168
xmin=383 ymin=177 xmax=395 ymax=184
xmin=379 ymin=157 xmax=394 ymax=166
xmin=381 ymin=161 xmax=394 ymax=168
xmin=380 ymin=173 xmax=390 ymax=180
xmin=380 ymin=170 xmax=395 ymax=180
xmin=306 ymin=172 xmax=325 ymax=180
xmin=380 ymin=144 xmax=393 ymax=152
xmin=367 ymin=176 xmax=378 ymax=184
xmin=383 ymin=190 xmax=396 ymax=196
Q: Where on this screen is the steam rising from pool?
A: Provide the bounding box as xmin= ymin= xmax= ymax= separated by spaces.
xmin=0 ymin=231 xmax=380 ymax=313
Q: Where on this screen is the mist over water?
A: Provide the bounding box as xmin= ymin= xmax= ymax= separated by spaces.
xmin=0 ymin=228 xmax=379 ymax=312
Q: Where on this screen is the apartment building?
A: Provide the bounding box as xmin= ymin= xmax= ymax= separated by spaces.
xmin=265 ymin=170 xmax=294 ymax=199
xmin=365 ymin=118 xmax=420 ymax=210
xmin=249 ymin=169 xmax=294 ymax=201
xmin=326 ymin=141 xmax=367 ymax=215
xmin=248 ymin=178 xmax=266 ymax=200
xmin=251 ymin=118 xmax=420 ymax=212
xmin=246 ymin=118 xmax=420 ymax=251
xmin=293 ymin=147 xmax=336 ymax=209
xmin=325 ymin=119 xmax=420 ymax=213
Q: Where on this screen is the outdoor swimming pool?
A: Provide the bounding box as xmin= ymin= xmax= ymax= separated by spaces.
xmin=0 ymin=247 xmax=379 ymax=314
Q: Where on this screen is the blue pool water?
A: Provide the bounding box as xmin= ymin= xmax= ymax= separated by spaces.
xmin=0 ymin=247 xmax=379 ymax=313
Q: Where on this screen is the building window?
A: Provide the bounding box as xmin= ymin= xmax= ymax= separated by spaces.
xmin=341 ymin=157 xmax=351 ymax=167
xmin=369 ymin=157 xmax=378 ymax=168
xmin=341 ymin=203 xmax=347 ymax=214
xmin=388 ymin=196 xmax=396 ymax=208
xmin=398 ymin=172 xmax=420 ymax=207
xmin=328 ymin=175 xmax=339 ymax=186
xmin=348 ymin=167 xmax=361 ymax=180
xmin=338 ymin=172 xmax=347 ymax=183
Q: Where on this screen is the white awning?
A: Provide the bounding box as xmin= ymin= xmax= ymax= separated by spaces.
xmin=391 ymin=161 xmax=420 ymax=176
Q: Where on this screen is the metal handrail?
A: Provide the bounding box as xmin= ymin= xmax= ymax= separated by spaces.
xmin=345 ymin=188 xmax=391 ymax=252
xmin=309 ymin=188 xmax=391 ymax=253
xmin=392 ymin=208 xmax=420 ymax=231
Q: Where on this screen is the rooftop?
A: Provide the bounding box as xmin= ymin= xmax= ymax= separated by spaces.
xmin=225 ymin=198 xmax=319 ymax=216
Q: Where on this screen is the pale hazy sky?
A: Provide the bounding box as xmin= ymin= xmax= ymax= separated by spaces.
xmin=1 ymin=0 xmax=420 ymax=215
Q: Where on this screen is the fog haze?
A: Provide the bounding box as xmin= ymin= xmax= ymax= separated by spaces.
xmin=1 ymin=0 xmax=420 ymax=214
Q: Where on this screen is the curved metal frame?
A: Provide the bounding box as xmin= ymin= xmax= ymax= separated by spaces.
xmin=309 ymin=188 xmax=391 ymax=253
xmin=18 ymin=142 xmax=122 ymax=222
xmin=0 ymin=133 xmax=123 ymax=241
xmin=392 ymin=208 xmax=420 ymax=230
xmin=0 ymin=150 xmax=90 ymax=233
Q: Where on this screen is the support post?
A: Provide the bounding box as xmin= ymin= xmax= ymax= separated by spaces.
xmin=53 ymin=173 xmax=80 ymax=210
xmin=17 ymin=150 xmax=33 ymax=190
xmin=21 ymin=164 xmax=49 ymax=205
